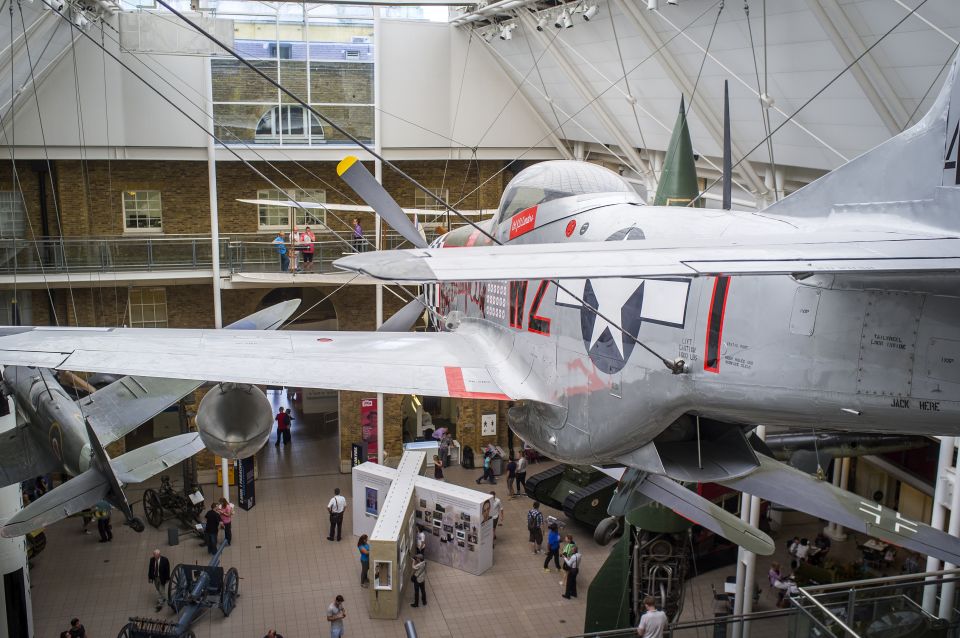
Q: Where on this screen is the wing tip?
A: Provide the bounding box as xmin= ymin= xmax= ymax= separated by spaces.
xmin=337 ymin=156 xmax=359 ymax=176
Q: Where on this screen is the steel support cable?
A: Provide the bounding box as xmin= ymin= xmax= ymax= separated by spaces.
xmin=439 ymin=29 xmax=474 ymax=200
xmin=900 ymin=41 xmax=960 ymax=132
xmin=744 ymin=0 xmax=777 ymax=202
xmin=99 ymin=21 xmax=120 ymax=326
xmin=608 ymin=4 xmax=655 ymax=187
xmin=685 ymin=1 xmax=723 ymax=119
xmin=448 ymin=0 xmax=723 ymax=211
xmin=33 ymin=3 xmax=374 ymax=258
xmin=518 ymin=10 xmax=569 ymax=146
xmin=686 ymin=0 xmax=931 ymax=209
xmin=475 ymin=32 xmax=754 ymax=204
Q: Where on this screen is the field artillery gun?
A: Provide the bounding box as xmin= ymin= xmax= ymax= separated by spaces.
xmin=116 ymin=541 xmax=238 ymax=638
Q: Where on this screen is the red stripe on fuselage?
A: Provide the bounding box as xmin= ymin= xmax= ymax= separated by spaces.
xmin=443 ymin=367 xmax=510 ymax=400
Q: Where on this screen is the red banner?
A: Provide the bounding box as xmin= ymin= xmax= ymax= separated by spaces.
xmin=360 ymin=397 xmax=378 ymax=463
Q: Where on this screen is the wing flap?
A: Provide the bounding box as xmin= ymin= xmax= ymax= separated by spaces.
xmin=111 ymin=433 xmax=205 ymax=484
xmin=1 ymin=468 xmax=108 ymax=537
xmin=720 ymin=454 xmax=960 ymax=566
xmin=79 ymin=377 xmax=203 ymax=447
xmin=333 ymin=233 xmax=960 ymax=281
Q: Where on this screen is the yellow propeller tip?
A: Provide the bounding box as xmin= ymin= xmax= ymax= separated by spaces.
xmin=337 ymin=156 xmax=359 ymax=176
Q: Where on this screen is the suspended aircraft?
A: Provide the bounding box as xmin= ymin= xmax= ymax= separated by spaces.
xmin=1 ymin=43 xmax=959 ymax=562
xmin=0 ymin=300 xmax=299 ymax=537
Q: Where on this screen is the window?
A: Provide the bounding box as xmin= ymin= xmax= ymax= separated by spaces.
xmin=414 ymin=187 xmax=449 ymax=212
xmin=254 ymin=106 xmax=325 ymax=145
xmin=0 ymin=191 xmax=26 ymax=238
xmin=211 ymin=3 xmax=374 ymax=147
xmin=122 ymin=191 xmax=162 ymax=233
xmin=128 ymin=287 xmax=168 ymax=328
xmin=257 ymin=188 xmax=326 ymax=230
xmin=0 ymin=292 xmax=30 ymax=326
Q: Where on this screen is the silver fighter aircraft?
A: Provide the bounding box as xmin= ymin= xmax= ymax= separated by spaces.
xmin=1 ymin=56 xmax=960 ymax=561
xmin=0 ymin=300 xmax=299 ymax=537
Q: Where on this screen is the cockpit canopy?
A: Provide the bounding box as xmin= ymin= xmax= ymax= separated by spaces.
xmin=495 ymin=160 xmax=639 ymax=222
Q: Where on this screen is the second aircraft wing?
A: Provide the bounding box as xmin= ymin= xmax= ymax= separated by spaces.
xmin=0 ymin=325 xmax=551 ymax=403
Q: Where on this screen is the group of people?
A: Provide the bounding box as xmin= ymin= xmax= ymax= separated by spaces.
xmin=475 ymin=448 xmax=529 ymax=496
xmin=203 ymin=497 xmax=235 ymax=554
xmin=787 ymin=532 xmax=831 ymax=567
xmin=526 ymin=501 xmax=582 ymax=599
xmin=272 ymin=225 xmax=317 ymax=273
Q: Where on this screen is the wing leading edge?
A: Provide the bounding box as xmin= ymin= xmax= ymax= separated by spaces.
xmin=0 ymin=325 xmax=551 ymax=404
xmin=332 ymin=233 xmax=960 ymax=282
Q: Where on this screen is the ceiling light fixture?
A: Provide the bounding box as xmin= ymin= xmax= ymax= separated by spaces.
xmin=499 ymin=23 xmax=516 ymax=40
xmin=555 ymin=8 xmax=572 ymax=29
xmin=536 ymin=15 xmax=548 ymax=31
xmin=583 ymin=4 xmax=598 ymax=20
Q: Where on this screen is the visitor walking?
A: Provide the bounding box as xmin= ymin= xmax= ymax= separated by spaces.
xmin=147 ymin=549 xmax=170 ymax=612
xmin=352 ymin=218 xmax=364 ymax=253
xmin=204 ymin=506 xmax=221 ymax=554
xmin=433 ymin=454 xmax=444 ymax=481
xmin=273 ymin=232 xmax=288 ymax=272
xmin=215 ymin=497 xmax=234 ymax=544
xmin=303 ymin=226 xmax=316 ymax=272
xmin=527 ymin=501 xmax=544 ymax=554
xmin=515 ymin=454 xmax=527 ymax=496
xmin=562 ymin=545 xmax=581 ymax=599
xmin=636 ymin=596 xmax=668 ymax=637
xmin=439 ymin=432 xmax=452 ymax=467
xmin=358 ymin=535 xmax=370 ymax=587
xmin=327 ymin=595 xmax=346 ymax=638
xmin=543 ymin=523 xmax=561 ymax=572
xmin=506 ymin=456 xmax=518 ymax=497
xmin=327 ymin=487 xmax=346 ymax=541
xmin=410 ymin=554 xmax=427 ymax=607
xmin=489 ymin=491 xmax=503 ymax=541
xmin=94 ymin=499 xmax=112 ymax=543
xmin=475 ymin=451 xmax=496 ymax=485
xmin=274 ymin=407 xmax=290 ymax=446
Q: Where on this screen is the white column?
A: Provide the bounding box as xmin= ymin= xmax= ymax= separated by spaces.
xmin=740 ymin=426 xmax=766 ymax=638
xmin=0 ymin=389 xmax=33 ymax=638
xmin=204 ymin=55 xmax=223 ymax=331
xmin=373 ymin=6 xmax=384 ymax=465
xmin=940 ymin=439 xmax=960 ymax=619
xmin=826 ymin=458 xmax=851 ymax=541
xmin=924 ymin=437 xmax=955 ymax=613
xmin=731 ymin=490 xmax=751 ymax=638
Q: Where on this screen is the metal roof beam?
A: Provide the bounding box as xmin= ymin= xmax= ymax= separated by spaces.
xmin=516 ymin=11 xmax=650 ymax=179
xmin=807 ymin=0 xmax=910 ymax=136
xmin=476 ymin=34 xmax=574 ymax=160
xmin=613 ymin=0 xmax=768 ymax=196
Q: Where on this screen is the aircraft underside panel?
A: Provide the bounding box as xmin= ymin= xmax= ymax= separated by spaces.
xmin=0 ymin=425 xmax=61 ymax=489
xmin=856 ymin=291 xmax=923 ymax=398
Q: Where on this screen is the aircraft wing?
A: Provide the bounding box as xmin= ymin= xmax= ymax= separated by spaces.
xmin=1 ymin=466 xmax=109 ymax=537
xmin=0 ymin=326 xmax=549 ymax=403
xmin=78 ymin=377 xmax=203 ymax=447
xmin=111 ymin=432 xmax=205 ymax=484
xmin=333 ymin=232 xmax=960 ymax=281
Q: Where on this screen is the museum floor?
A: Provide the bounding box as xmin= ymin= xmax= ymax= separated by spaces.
xmin=29 ymin=397 xmax=612 ymax=638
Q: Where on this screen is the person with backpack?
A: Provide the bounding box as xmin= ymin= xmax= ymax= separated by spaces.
xmin=527 ymin=501 xmax=544 ymax=554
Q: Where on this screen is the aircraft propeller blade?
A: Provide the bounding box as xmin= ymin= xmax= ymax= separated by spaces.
xmin=378 ymin=297 xmax=426 ymax=333
xmin=722 ymin=79 xmax=732 ymax=211
xmin=720 ymin=454 xmax=960 ymax=566
xmin=337 ymin=156 xmax=429 ymax=249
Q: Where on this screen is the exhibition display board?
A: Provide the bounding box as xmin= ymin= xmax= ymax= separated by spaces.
xmin=411 ymin=476 xmax=494 ymax=576
xmin=350 ymin=450 xmax=496 ymax=619
xmin=367 ymin=451 xmax=425 ymax=620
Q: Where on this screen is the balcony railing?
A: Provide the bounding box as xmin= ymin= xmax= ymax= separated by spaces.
xmin=0 ymin=232 xmax=415 ymax=278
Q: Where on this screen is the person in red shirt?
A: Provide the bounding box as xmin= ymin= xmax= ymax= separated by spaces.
xmin=274 ymin=407 xmax=290 ymax=446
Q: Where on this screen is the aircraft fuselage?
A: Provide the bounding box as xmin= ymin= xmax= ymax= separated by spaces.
xmin=433 ymin=197 xmax=960 ymax=465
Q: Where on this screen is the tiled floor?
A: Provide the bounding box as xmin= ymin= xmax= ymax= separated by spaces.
xmin=30 ymin=394 xmax=611 ymax=638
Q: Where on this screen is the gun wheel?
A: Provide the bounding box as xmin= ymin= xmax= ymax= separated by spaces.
xmin=221 ymin=567 xmax=239 ymax=617
xmin=143 ymin=489 xmax=163 ymax=528
xmin=167 ymin=564 xmax=190 ymax=613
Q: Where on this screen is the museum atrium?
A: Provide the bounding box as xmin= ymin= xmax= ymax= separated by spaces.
xmin=0 ymin=0 xmax=959 ymax=636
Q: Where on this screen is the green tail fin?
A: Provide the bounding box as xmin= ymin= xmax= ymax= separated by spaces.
xmin=654 ymin=95 xmax=700 ymax=207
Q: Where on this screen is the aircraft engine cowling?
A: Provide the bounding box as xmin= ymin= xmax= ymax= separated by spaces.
xmin=196 ymin=383 xmax=273 ymax=459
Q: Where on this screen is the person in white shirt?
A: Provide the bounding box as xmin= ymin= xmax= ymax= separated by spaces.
xmin=327 ymin=488 xmax=347 ymax=541
xmin=416 ymin=529 xmax=426 ymax=554
xmin=488 ymin=491 xmax=503 ymax=540
xmin=636 ymin=596 xmax=668 ymax=638
xmin=562 ymin=545 xmax=581 ymax=599
xmin=515 ymin=455 xmax=528 ymax=497
xmin=794 ymin=538 xmax=810 ymax=563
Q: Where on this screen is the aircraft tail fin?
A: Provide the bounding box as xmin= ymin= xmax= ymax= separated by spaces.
xmin=766 ymin=51 xmax=960 ymax=230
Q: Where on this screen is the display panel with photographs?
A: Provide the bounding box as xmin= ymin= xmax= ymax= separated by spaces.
xmin=374 ymin=560 xmax=392 ymax=590
xmin=413 ymin=485 xmax=494 ymax=575
xmin=365 ymin=487 xmax=378 ymax=516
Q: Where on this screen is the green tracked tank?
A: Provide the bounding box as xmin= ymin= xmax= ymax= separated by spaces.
xmin=525 ymin=464 xmax=618 ymax=529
